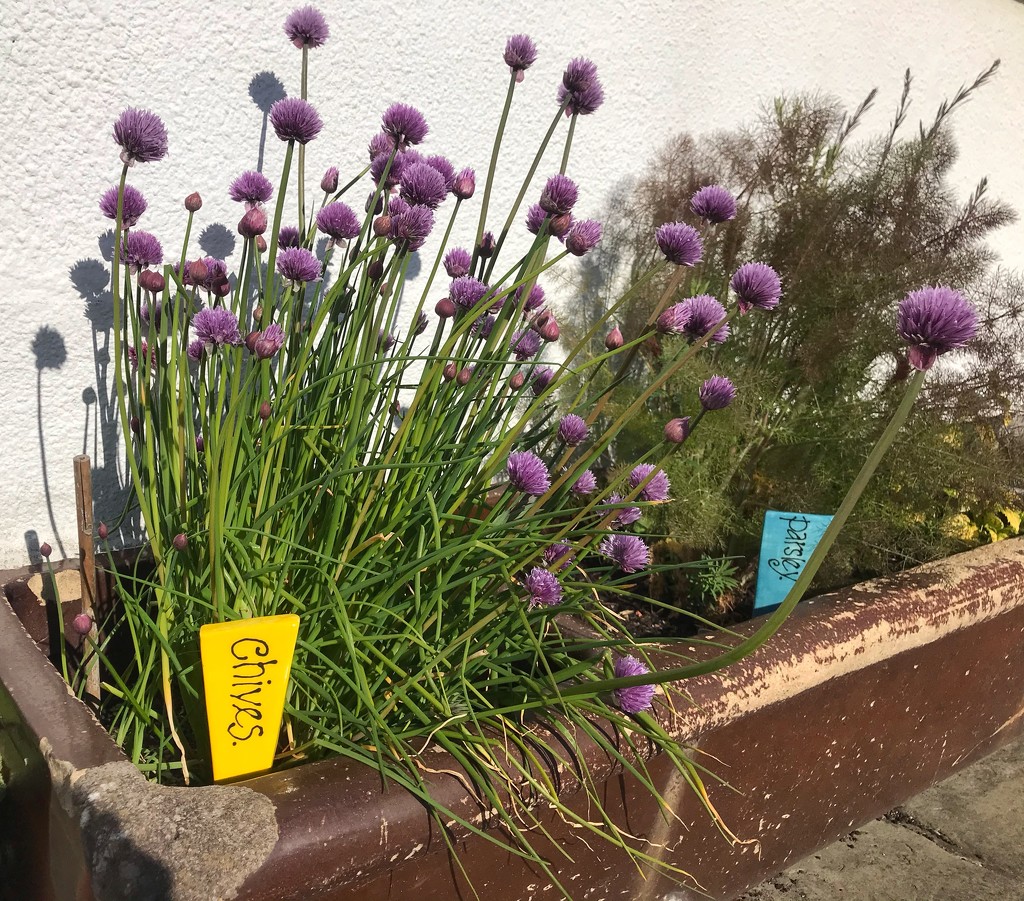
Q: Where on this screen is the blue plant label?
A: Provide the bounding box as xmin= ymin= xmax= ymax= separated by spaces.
xmin=753 ymin=510 xmax=834 ymax=613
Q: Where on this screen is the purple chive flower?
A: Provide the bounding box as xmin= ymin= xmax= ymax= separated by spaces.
xmin=390 ymin=204 xmax=434 ymax=251
xmin=524 ymin=566 xmax=562 ymax=608
xmin=544 ymin=543 xmax=576 ymax=571
xmin=277 ymin=247 xmax=322 ymax=284
xmin=510 ymin=328 xmax=542 ymax=360
xmin=400 ymin=162 xmax=449 ymax=209
xmin=604 ymin=493 xmax=642 ymax=528
xmin=628 ymin=464 xmax=670 ymax=503
xmin=540 ymin=174 xmax=578 ymax=216
xmin=897 ymin=286 xmax=979 ymax=371
xmin=453 ymin=167 xmax=476 ymax=200
xmin=472 ymin=315 xmax=495 ymax=339
xmin=681 ymin=295 xmax=730 ymax=344
xmin=370 ymin=150 xmax=406 ymax=189
xmin=525 ymin=203 xmax=547 ymax=236
xmin=284 ymin=5 xmax=329 ymax=48
xmin=278 ymin=226 xmax=301 ymax=248
xmin=664 ymin=417 xmax=691 ymax=443
xmin=425 ymin=155 xmax=455 ymax=192
xmin=656 ymin=303 xmax=691 ymax=336
xmin=414 ymin=311 xmax=429 ymax=336
xmin=731 ymin=262 xmax=782 ymax=313
xmin=507 ymin=451 xmax=551 ymax=496
xmin=699 ymin=375 xmax=737 ymax=411
xmin=531 ymin=366 xmax=555 ymax=395
xmin=443 ymin=247 xmax=472 ymax=278
xmin=565 ymin=219 xmax=602 ymax=256
xmin=504 ymin=34 xmax=538 ymax=82
xmin=557 ymin=57 xmax=604 ymax=116
xmin=121 ymin=230 xmax=163 ymax=270
xmin=558 ymin=414 xmax=588 ymax=446
xmin=100 ymin=184 xmax=147 ymax=227
xmin=188 ymin=338 xmax=206 ymax=361
xmin=519 ymin=284 xmax=546 ymax=312
xmin=612 ymin=655 xmax=657 ymax=714
xmin=655 ymin=222 xmax=703 ymax=267
xmin=229 ymin=170 xmax=274 ymax=206
xmin=571 ymin=469 xmax=598 ymax=495
xmin=382 ymin=103 xmax=428 ymax=149
xmin=270 ymin=97 xmax=323 ymax=144
xmin=112 ymin=108 xmax=168 ymax=165
xmin=253 ymin=323 xmax=285 ymax=359
xmin=599 ymin=534 xmax=650 ymax=573
xmin=317 ymin=202 xmax=361 ymax=240
xmin=691 ymin=184 xmax=737 ymax=224
xmin=368 ymin=132 xmax=395 ymax=159
xmin=449 ymin=275 xmax=490 ymax=309
xmin=193 ymin=307 xmax=242 ymax=347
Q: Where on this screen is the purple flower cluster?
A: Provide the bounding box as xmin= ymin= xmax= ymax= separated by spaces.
xmin=121 ymin=230 xmax=163 ymax=270
xmin=390 ymin=203 xmax=434 ymax=251
xmin=680 ymin=295 xmax=730 ymax=343
xmin=277 ymin=247 xmax=321 ymax=284
xmin=100 ymin=184 xmax=147 ymax=227
xmin=540 ymin=174 xmax=578 ymax=216
xmin=443 ymin=248 xmax=471 ymax=278
xmin=193 ymin=307 xmax=241 ymax=347
xmin=252 ymin=323 xmax=285 ymax=360
xmin=690 ymin=185 xmax=737 ymax=224
xmin=230 ymin=170 xmax=274 ymax=206
xmin=278 ymin=226 xmax=301 ymax=248
xmin=897 ymin=286 xmax=978 ymax=371
xmin=382 ymin=103 xmax=428 ymax=149
xmin=572 ymin=470 xmax=598 ymax=495
xmin=544 ymin=543 xmax=575 ymax=571
xmin=452 ymin=168 xmax=476 ymax=200
xmin=566 ymin=219 xmax=602 ymax=256
xmin=656 ymin=222 xmax=703 ymax=267
xmin=558 ymin=414 xmax=588 ymax=446
xmin=400 ymin=162 xmax=449 ymax=209
xmin=113 ymin=108 xmax=168 ymax=165
xmin=449 ymin=276 xmax=490 ymax=310
xmin=612 ymin=655 xmax=657 ymax=714
xmin=731 ymin=262 xmax=782 ymax=313
xmin=628 ymin=464 xmax=670 ymax=503
xmin=504 ymin=34 xmax=538 ymax=81
xmin=317 ymin=202 xmax=361 ymax=240
xmin=284 ymin=5 xmax=329 ymax=49
xmin=510 ymin=328 xmax=542 ymax=360
xmin=656 ymin=303 xmax=691 ymax=336
xmin=599 ymin=534 xmax=650 ymax=573
xmin=699 ymin=376 xmax=736 ymax=411
xmin=270 ymin=97 xmax=323 ymax=144
xmin=525 ymin=567 xmax=562 ymax=608
xmin=507 ymin=451 xmax=550 ymax=496
xmin=557 ymin=57 xmax=604 ymax=116
xmin=604 ymin=493 xmax=641 ymax=528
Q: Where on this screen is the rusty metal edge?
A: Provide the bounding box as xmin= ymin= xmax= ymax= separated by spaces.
xmin=1 ymin=540 xmax=1023 ymax=900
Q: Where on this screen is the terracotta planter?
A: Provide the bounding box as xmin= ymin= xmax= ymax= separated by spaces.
xmin=2 ymin=540 xmax=1023 ymax=901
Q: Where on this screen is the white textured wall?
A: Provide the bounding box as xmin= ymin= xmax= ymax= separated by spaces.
xmin=1 ymin=0 xmax=1022 ymax=567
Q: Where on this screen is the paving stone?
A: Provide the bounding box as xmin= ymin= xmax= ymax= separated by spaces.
xmin=734 ymin=818 xmax=1022 ymax=901
xmin=901 ymin=737 xmax=1024 ymax=879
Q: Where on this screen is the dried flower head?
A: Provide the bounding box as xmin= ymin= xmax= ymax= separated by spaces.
xmin=121 ymin=230 xmax=163 ymax=270
xmin=230 ymin=170 xmax=274 ymax=206
xmin=565 ymin=219 xmax=602 ymax=256
xmin=504 ymin=34 xmax=538 ymax=82
xmin=100 ymin=184 xmax=147 ymax=227
xmin=317 ymin=202 xmax=361 ymax=240
xmin=612 ymin=655 xmax=657 ymax=714
xmin=731 ymin=262 xmax=782 ymax=313
xmin=897 ymin=286 xmax=979 ymax=371
xmin=277 ymin=247 xmax=322 ymax=284
xmin=507 ymin=451 xmax=550 ymax=496
xmin=680 ymin=295 xmax=730 ymax=343
xmin=599 ymin=534 xmax=650 ymax=573
xmin=558 ymin=414 xmax=588 ymax=446
xmin=443 ymin=247 xmax=471 ymax=278
xmin=284 ymin=5 xmax=329 ymax=49
xmin=690 ymin=184 xmax=737 ymax=224
xmin=113 ymin=108 xmax=168 ymax=165
xmin=193 ymin=307 xmax=241 ymax=347
xmin=628 ymin=464 xmax=670 ymax=502
xmin=655 ymin=222 xmax=703 ymax=267
xmin=699 ymin=375 xmax=736 ymax=411
xmin=524 ymin=567 xmax=562 ymax=608
xmin=382 ymin=102 xmax=428 ymax=149
xmin=270 ymin=97 xmax=323 ymax=144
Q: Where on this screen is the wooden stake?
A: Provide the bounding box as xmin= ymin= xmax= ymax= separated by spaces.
xmin=74 ymin=454 xmax=101 ymax=700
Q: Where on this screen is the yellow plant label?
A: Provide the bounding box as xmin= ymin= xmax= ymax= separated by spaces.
xmin=199 ymin=614 xmax=299 ymax=782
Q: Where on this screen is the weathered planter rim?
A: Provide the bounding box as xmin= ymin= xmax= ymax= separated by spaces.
xmin=3 ymin=539 xmax=1024 ymax=900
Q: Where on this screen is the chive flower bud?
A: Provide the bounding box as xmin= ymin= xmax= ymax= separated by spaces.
xmin=185 ymin=192 xmax=203 ymax=212
xmin=664 ymin=417 xmax=690 ymax=444
xmin=72 ymin=613 xmax=93 ymax=636
xmin=39 ymin=542 xmax=52 ymax=558
xmin=172 ymin=533 xmax=188 ymax=551
xmin=605 ymin=326 xmax=624 ymax=350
